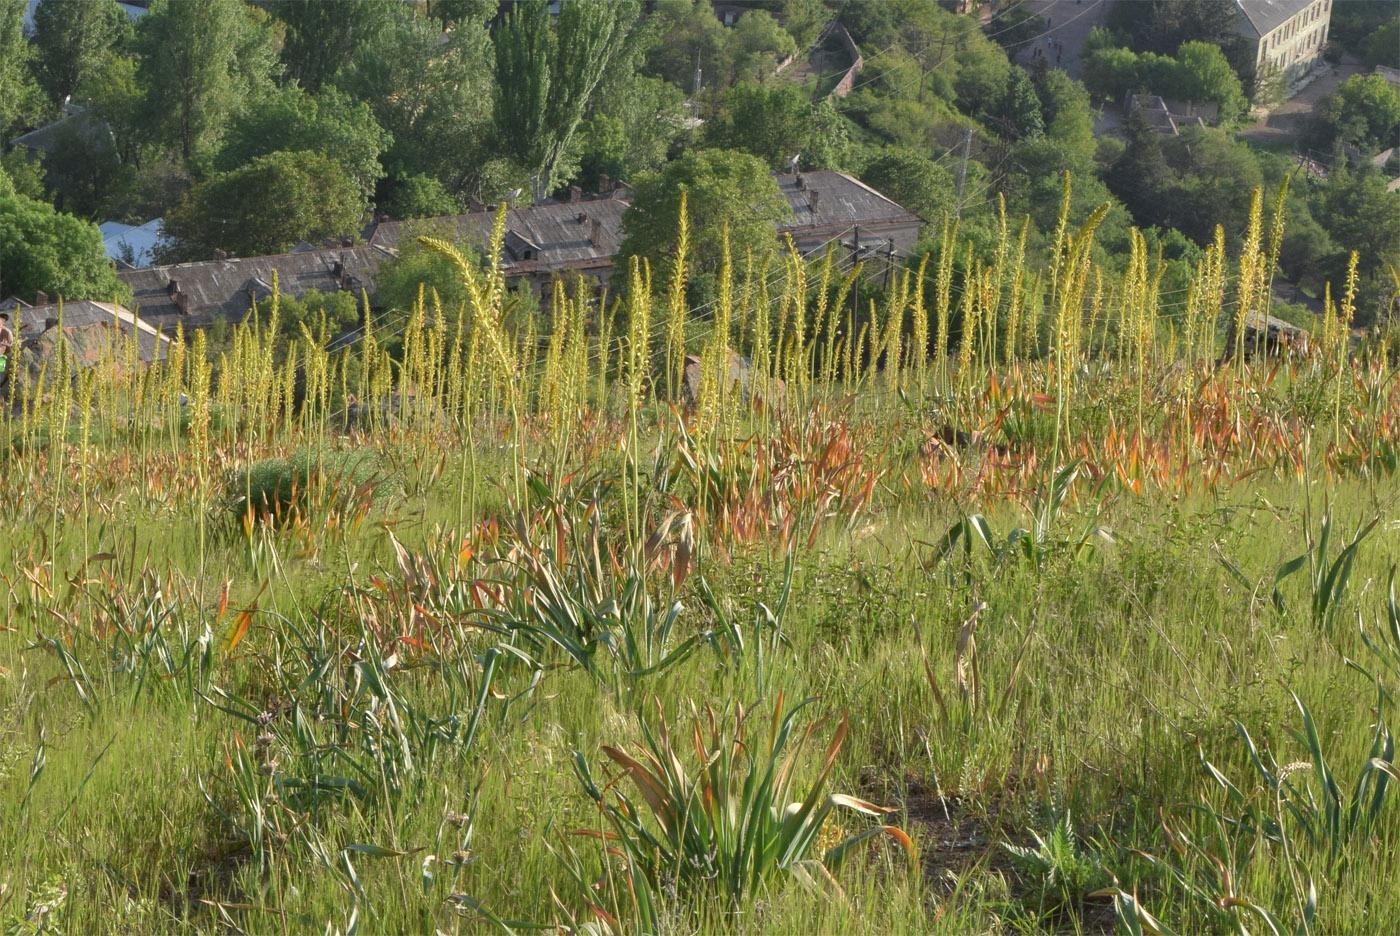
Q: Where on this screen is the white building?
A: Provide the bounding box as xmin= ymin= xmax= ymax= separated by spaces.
xmin=1234 ymin=0 xmax=1332 ymax=88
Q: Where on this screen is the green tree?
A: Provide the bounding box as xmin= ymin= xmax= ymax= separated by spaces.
xmin=372 ymin=224 xmax=476 ymax=316
xmin=41 ymin=110 xmax=128 ymax=217
xmin=999 ymin=68 xmax=1044 ymax=139
xmin=1329 ymin=1 xmax=1399 ymax=59
xmin=1105 ymin=0 xmax=1243 ymax=57
xmin=0 ymin=0 xmax=45 ymax=139
xmin=423 ymin=0 xmax=495 ymax=29
xmin=378 ymin=174 xmax=461 ymax=221
xmin=336 ymin=8 xmax=494 ymax=197
xmin=953 ymin=50 xmax=1012 ymax=118
xmin=32 ymin=0 xmax=132 ymax=108
xmin=1105 ymin=108 xmax=1173 ymax=229
xmin=276 ymin=0 xmax=393 ymax=93
xmin=1313 ymin=165 xmax=1400 ymax=281
xmin=1362 ymin=18 xmax=1400 ymax=69
xmin=86 ymin=51 xmax=142 ymax=164
xmin=575 ymin=73 xmax=687 ymax=186
xmin=704 ymin=81 xmax=812 ymax=167
xmin=860 ymin=147 xmax=957 ymax=225
xmin=493 ymin=0 xmax=641 ymax=197
xmin=0 ymin=170 xmax=128 ymax=304
xmin=1171 ymin=40 xmax=1246 ymax=123
xmin=1036 ymin=69 xmax=1097 ymax=158
xmin=164 ymin=150 xmax=364 ymax=258
xmin=987 ymin=2 xmax=1045 ymax=55
xmin=1313 ymin=73 xmax=1400 ymax=154
xmin=1159 ymin=126 xmax=1263 ymax=244
xmin=135 ymin=0 xmax=279 ymax=160
xmin=218 ymin=85 xmax=391 ymax=201
xmin=1081 ymin=45 xmax=1140 ymax=102
xmin=642 ymin=0 xmax=726 ymax=92
xmin=616 ymin=148 xmax=789 ymax=302
xmin=717 ymin=9 xmax=798 ymax=86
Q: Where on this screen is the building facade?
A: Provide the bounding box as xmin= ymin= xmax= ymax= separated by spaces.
xmin=1234 ymin=0 xmax=1332 ymax=88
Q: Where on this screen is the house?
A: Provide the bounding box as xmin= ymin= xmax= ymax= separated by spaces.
xmin=116 ymin=246 xmax=394 ymax=331
xmin=7 ymin=106 xmax=110 ymax=156
xmin=775 ymin=170 xmax=924 ymax=262
xmin=100 ymin=219 xmax=164 ymax=270
xmin=366 ymin=185 xmax=631 ymax=298
xmin=1233 ymin=0 xmax=1332 ymax=89
xmin=15 ymin=299 xmax=170 ymax=365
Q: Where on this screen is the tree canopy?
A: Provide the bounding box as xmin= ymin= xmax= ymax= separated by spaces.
xmin=617 ymin=148 xmax=789 ymax=301
xmin=0 ymin=169 xmax=129 ymax=305
xmin=164 ymin=150 xmax=364 ymax=259
xmin=32 ymin=0 xmax=132 ymax=108
xmin=134 ymin=0 xmax=279 ymax=160
xmin=493 ymin=0 xmax=641 ymax=197
xmin=1312 ymin=74 xmax=1400 ymax=155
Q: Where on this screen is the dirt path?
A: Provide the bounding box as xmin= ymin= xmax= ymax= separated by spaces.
xmin=1236 ymin=56 xmax=1367 ymax=147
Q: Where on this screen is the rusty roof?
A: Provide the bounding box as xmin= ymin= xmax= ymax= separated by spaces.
xmin=16 ymin=300 xmax=169 ymax=363
xmin=775 ymin=170 xmax=922 ymax=235
xmin=368 ymin=198 xmax=630 ymax=275
xmin=117 ymin=246 xmax=393 ymax=328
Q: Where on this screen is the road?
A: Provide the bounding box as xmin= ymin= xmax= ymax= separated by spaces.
xmin=1011 ymin=0 xmax=1111 ymax=81
xmin=1236 ymin=55 xmax=1368 ymax=148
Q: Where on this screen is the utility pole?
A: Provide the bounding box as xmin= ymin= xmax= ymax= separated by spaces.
xmin=954 ymin=127 xmax=973 ymax=217
xmin=692 ymin=52 xmax=702 ymax=122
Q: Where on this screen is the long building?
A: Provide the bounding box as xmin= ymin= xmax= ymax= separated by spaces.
xmin=1234 ymin=0 xmax=1332 ymax=88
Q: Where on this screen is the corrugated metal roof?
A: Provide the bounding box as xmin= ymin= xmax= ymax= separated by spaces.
xmin=16 ymin=300 xmax=169 ymax=363
xmin=369 ymin=198 xmax=630 ymax=273
xmin=117 ymin=246 xmax=393 ymax=328
xmin=101 ymin=218 xmax=164 ymax=269
xmin=775 ymin=170 xmax=922 ymax=234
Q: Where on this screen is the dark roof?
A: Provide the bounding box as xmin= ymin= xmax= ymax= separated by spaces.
xmin=117 ymin=246 xmax=392 ymax=327
xmin=775 ymin=170 xmax=922 ymax=235
xmin=1233 ymin=0 xmax=1312 ymax=38
xmin=15 ymin=300 xmax=169 ymax=363
xmin=8 ymin=109 xmax=112 ymax=155
xmin=368 ymin=197 xmax=630 ymax=275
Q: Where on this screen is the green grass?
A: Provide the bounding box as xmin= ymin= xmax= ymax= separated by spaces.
xmin=1 ymin=391 xmax=1397 ymax=934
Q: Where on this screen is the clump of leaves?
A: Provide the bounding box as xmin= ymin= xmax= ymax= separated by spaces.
xmin=222 ymin=447 xmax=391 ymax=531
xmin=1002 ymin=812 xmax=1115 ymax=923
xmin=570 ymin=694 xmax=917 ymax=917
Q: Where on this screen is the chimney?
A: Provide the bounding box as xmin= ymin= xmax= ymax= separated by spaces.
xmin=598 ymin=173 xmax=610 ymax=194
xmin=796 ymin=173 xmax=806 ymax=190
xmin=35 ymin=290 xmax=48 ymax=305
xmin=332 ymin=260 xmax=347 ymax=288
xmin=166 ymin=279 xmax=179 ymax=298
xmin=570 ymin=185 xmax=582 ymax=203
xmin=213 ymin=248 xmax=226 ymax=261
xmin=589 ymin=217 xmax=601 ymax=246
xmin=576 ymin=212 xmax=587 ymax=225
xmin=808 ymin=190 xmax=819 ymax=213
